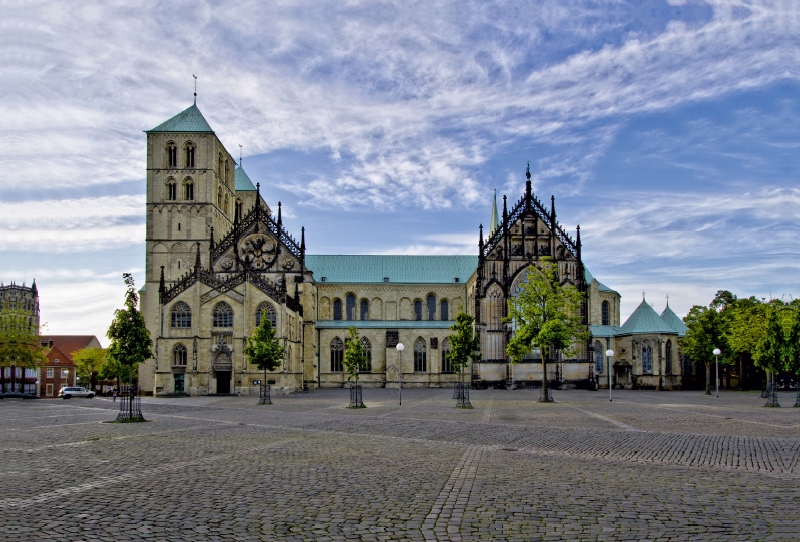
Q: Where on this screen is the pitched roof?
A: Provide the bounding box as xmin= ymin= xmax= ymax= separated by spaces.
xmin=589 ymin=325 xmax=621 ymax=338
xmin=305 ymin=255 xmax=478 ymax=284
xmin=147 ymin=104 xmax=214 ymax=133
xmin=39 ymin=336 xmax=101 ymax=360
xmin=660 ymin=304 xmax=688 ymax=337
xmin=583 ymin=266 xmax=618 ymax=293
xmin=235 ymin=165 xmax=257 ymax=192
xmin=44 ymin=344 xmax=76 ymax=366
xmin=617 ymin=299 xmax=677 ymax=335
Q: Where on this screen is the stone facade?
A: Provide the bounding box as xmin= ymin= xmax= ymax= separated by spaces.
xmin=138 ymin=102 xmax=687 ymax=395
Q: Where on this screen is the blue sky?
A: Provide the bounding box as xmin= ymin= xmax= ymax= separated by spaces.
xmin=2 ymin=0 xmax=798 ymax=344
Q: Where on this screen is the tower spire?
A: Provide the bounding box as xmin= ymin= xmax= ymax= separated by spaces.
xmin=490 ymin=189 xmax=500 ymax=236
xmin=525 ymin=161 xmax=532 ymax=205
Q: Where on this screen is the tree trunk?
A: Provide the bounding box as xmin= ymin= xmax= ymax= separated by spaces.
xmin=705 ymin=362 xmax=712 ymax=395
xmin=725 ymin=366 xmax=731 ymax=390
xmin=739 ymin=354 xmax=744 ymax=390
xmin=540 ymin=348 xmax=553 ymax=402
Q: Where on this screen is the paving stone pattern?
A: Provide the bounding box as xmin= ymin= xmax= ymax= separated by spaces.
xmin=1 ymin=389 xmax=798 ymax=541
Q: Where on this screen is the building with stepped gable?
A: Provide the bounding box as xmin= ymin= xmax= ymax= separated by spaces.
xmin=139 ymin=102 xmax=689 ymax=395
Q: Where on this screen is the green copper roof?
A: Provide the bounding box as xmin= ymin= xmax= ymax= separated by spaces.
xmin=618 ymin=299 xmax=677 ymax=335
xmin=583 ymin=266 xmax=617 ymax=293
xmin=235 ymin=165 xmax=257 ymax=192
xmin=148 ymin=104 xmax=214 ymax=133
xmin=589 ymin=325 xmax=621 ymax=338
xmin=660 ymin=304 xmax=688 ymax=337
xmin=490 ymin=190 xmax=500 ymax=235
xmin=316 ymin=320 xmax=455 ymax=329
xmin=305 ymin=255 xmax=478 ymax=284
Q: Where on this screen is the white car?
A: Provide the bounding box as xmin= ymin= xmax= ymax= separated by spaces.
xmin=59 ymin=387 xmax=95 ymax=399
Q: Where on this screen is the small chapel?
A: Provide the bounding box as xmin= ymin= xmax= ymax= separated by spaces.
xmin=139 ymin=102 xmax=689 ymax=396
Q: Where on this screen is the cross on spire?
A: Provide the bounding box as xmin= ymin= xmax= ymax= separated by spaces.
xmin=642 ymin=290 xmax=646 ymax=300
xmin=192 ymin=74 xmax=198 ymax=104
xmin=239 ymin=144 xmax=243 ymax=165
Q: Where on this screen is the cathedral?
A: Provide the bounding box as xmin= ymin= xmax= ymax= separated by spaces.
xmin=139 ymin=102 xmax=688 ymax=396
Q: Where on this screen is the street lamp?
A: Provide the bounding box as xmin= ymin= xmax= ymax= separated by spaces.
xmin=605 ymin=349 xmax=615 ymax=402
xmin=712 ymin=348 xmax=721 ymax=398
xmin=395 ymin=343 xmax=404 ymax=406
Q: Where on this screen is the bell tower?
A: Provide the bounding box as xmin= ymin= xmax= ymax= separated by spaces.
xmin=144 ymin=103 xmax=237 ymax=288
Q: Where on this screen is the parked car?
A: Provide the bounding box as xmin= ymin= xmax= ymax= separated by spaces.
xmin=59 ymin=387 xmax=95 ymax=399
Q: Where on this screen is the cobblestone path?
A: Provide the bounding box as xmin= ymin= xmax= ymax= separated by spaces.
xmin=1 ymin=389 xmax=798 ymax=541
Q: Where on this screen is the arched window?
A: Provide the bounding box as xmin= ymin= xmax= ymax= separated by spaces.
xmin=360 ymin=299 xmax=368 ymax=321
xmin=184 ymin=179 xmax=194 ymax=200
xmin=441 ymin=337 xmax=452 ymax=373
xmin=185 ymin=142 xmax=195 ymax=168
xmin=642 ymin=341 xmax=653 ymax=374
xmin=333 ymin=299 xmax=342 ymax=320
xmin=171 ymin=302 xmax=191 ymax=328
xmin=213 ymin=302 xmax=233 ymax=327
xmin=217 ymin=186 xmax=223 ymax=208
xmin=330 ymin=337 xmax=343 ymax=372
xmin=441 ymin=300 xmax=449 ymax=321
xmin=414 ymin=300 xmax=422 ymax=321
xmin=235 ymin=199 xmax=243 ymax=220
xmin=427 ymin=295 xmax=436 ymax=321
xmin=594 ymin=340 xmax=603 ymax=374
xmin=414 ymin=337 xmax=427 ymax=372
xmin=173 ymin=344 xmax=187 ymax=366
xmin=167 ymin=142 xmax=177 ymax=167
xmin=167 ymin=179 xmax=177 ymax=201
xmin=361 ymin=337 xmax=372 ymax=372
xmin=256 ymin=302 xmax=276 ymax=328
xmin=601 ymin=300 xmax=610 ymax=326
xmin=346 ymin=294 xmax=356 ymax=321
xmin=665 ymin=340 xmax=672 ymax=374
xmin=224 ymin=159 xmax=229 ymax=184
xmin=224 ymin=194 xmax=229 ymax=216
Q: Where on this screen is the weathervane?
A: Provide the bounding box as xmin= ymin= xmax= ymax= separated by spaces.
xmin=193 ymin=74 xmax=197 ymax=104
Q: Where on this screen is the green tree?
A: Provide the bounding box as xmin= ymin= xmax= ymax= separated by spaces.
xmin=244 ymin=312 xmax=284 ymax=405
xmin=681 ymin=305 xmax=726 ymax=395
xmin=343 ymin=326 xmax=367 ymax=385
xmin=755 ymin=303 xmax=791 ymax=376
xmin=725 ymin=297 xmax=766 ymax=388
xmin=98 ymin=354 xmax=126 ymax=390
xmin=72 ymin=347 xmax=107 ymax=391
xmin=447 ymin=312 xmax=481 ymax=402
xmin=0 ymin=308 xmax=47 ymax=394
xmin=504 ymin=258 xmax=588 ymax=402
xmin=786 ymin=305 xmax=800 ymax=376
xmin=106 ymin=274 xmax=153 ymax=388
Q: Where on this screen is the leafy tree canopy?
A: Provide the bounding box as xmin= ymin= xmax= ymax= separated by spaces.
xmin=343 ymin=326 xmax=367 ymax=383
xmin=244 ymin=313 xmax=284 ymax=373
xmin=0 ymin=308 xmax=47 ymax=370
xmin=107 ymin=274 xmax=152 ymax=371
xmin=504 ymin=258 xmax=587 ymax=363
xmin=447 ymin=312 xmax=481 ymax=376
xmin=72 ymin=347 xmax=107 ymax=385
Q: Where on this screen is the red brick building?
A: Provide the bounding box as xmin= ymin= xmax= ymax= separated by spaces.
xmin=39 ymin=336 xmax=102 ymax=397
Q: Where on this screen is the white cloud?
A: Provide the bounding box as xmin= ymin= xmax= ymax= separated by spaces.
xmin=0 ymin=196 xmax=144 ymax=251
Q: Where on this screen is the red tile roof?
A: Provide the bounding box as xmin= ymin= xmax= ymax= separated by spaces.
xmin=39 ymin=336 xmax=101 ymax=361
xmin=44 ymin=344 xmax=76 ymax=367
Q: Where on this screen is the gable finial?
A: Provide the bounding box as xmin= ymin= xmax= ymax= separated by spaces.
xmin=239 ymin=144 xmax=242 ymax=166
xmin=642 ymin=290 xmax=646 ymax=301
xmin=666 ymin=294 xmax=669 ymax=307
xmin=192 ymin=74 xmax=197 ymax=105
xmin=526 ymin=161 xmax=531 ymax=180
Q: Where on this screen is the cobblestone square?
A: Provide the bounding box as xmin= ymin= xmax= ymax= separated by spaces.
xmin=2 ymin=388 xmax=798 ymax=541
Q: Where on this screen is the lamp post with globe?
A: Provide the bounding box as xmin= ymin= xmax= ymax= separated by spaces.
xmin=395 ymin=343 xmax=404 ymax=405
xmin=713 ymin=348 xmax=721 ymax=398
xmin=606 ymin=349 xmax=614 ymax=402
